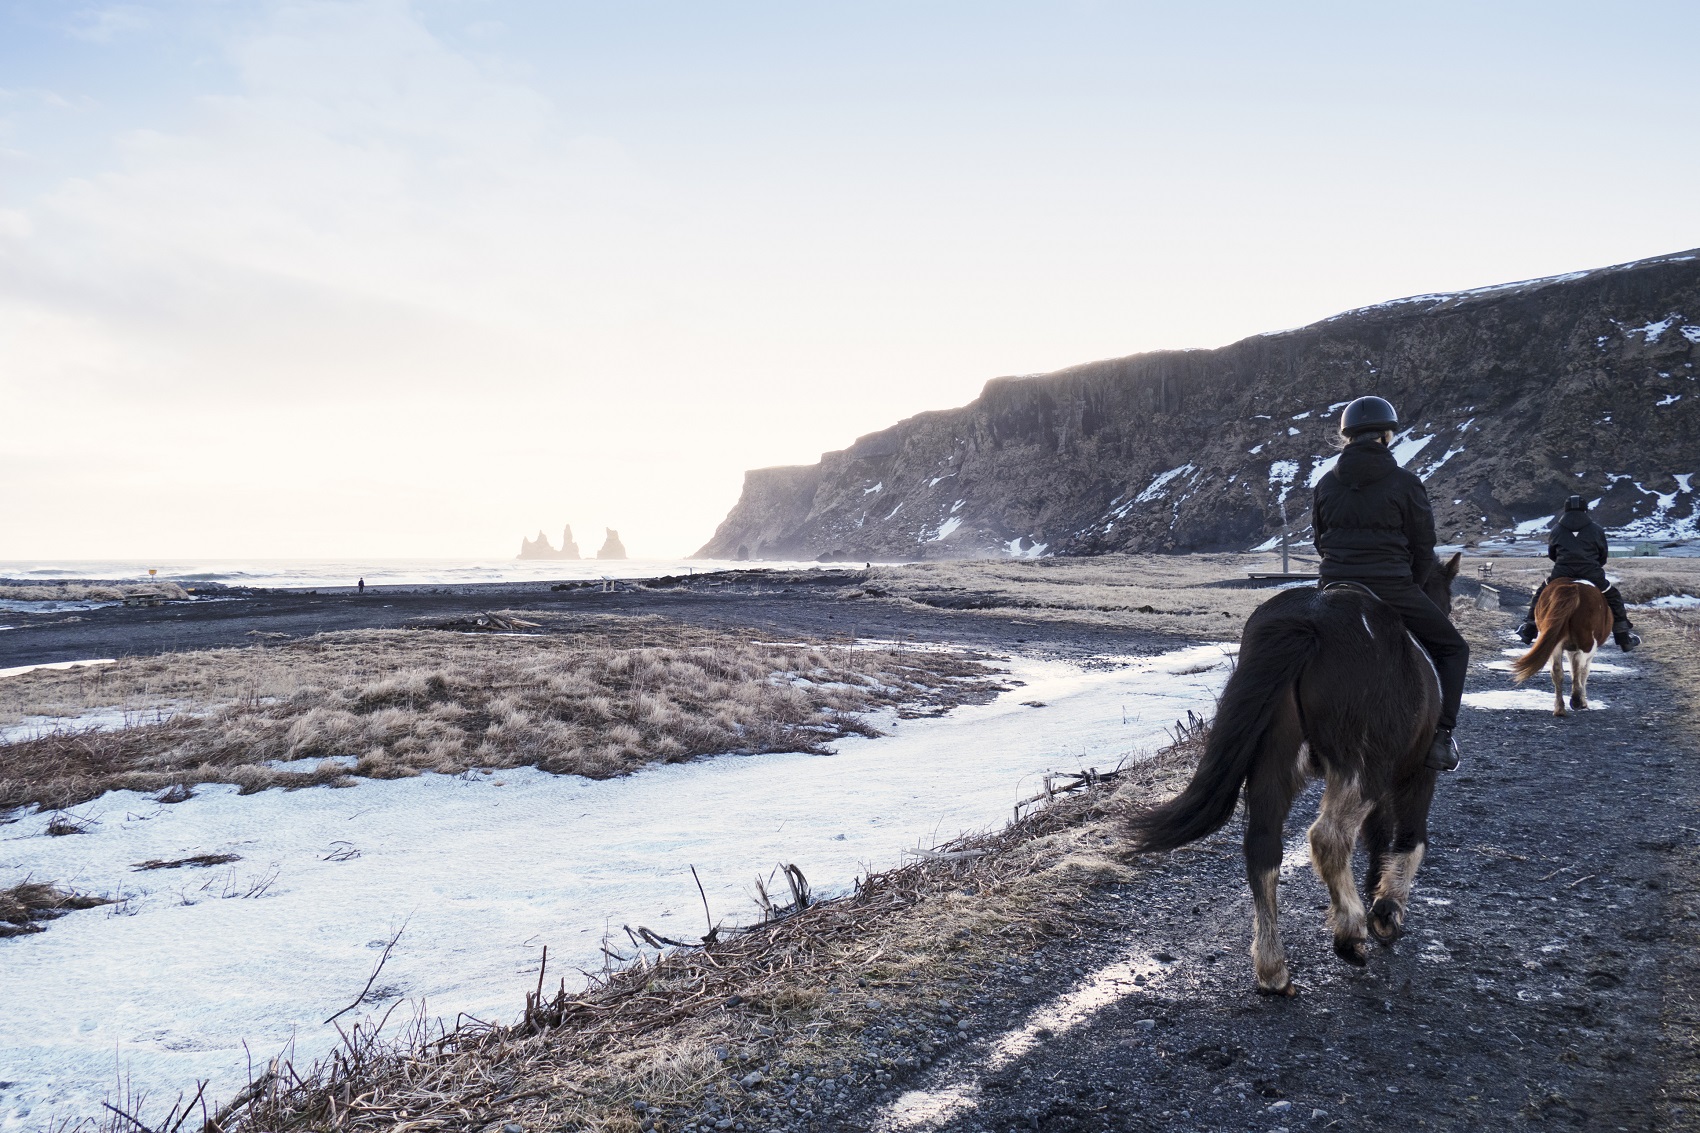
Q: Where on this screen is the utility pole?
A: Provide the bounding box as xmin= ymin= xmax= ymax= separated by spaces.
xmin=1278 ymin=494 xmax=1291 ymax=575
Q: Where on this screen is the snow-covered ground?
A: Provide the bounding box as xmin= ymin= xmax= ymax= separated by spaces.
xmin=0 ymin=644 xmax=1235 ymax=1128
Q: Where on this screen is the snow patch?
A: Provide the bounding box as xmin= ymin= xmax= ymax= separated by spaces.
xmin=1464 ymin=689 xmax=1610 ymax=712
xmin=0 ymin=659 xmax=116 ymax=681
xmin=1134 ymin=463 xmax=1197 ymax=503
xmin=863 ymin=482 xmax=884 ymax=494
xmin=1657 ymin=394 xmax=1682 ymax=407
xmin=1307 ymin=454 xmax=1340 ymax=489
xmin=928 ymin=516 xmax=963 ymax=542
xmin=1389 ymin=430 xmax=1434 ymax=468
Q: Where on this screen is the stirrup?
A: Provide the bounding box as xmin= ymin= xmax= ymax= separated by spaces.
xmin=1425 ymin=730 xmax=1459 ymax=772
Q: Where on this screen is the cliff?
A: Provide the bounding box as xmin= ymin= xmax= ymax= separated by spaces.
xmin=697 ymin=250 xmax=1700 ymax=560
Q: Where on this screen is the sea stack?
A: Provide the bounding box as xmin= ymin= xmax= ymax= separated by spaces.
xmin=518 ymin=530 xmax=557 ymax=560
xmin=517 ymin=525 xmax=583 ymax=560
xmin=597 ymin=528 xmax=628 ymax=560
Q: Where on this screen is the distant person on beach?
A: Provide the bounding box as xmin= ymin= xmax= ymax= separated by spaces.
xmin=358 ymin=578 xmax=365 ymax=595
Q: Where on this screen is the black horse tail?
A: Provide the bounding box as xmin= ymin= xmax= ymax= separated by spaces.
xmin=1511 ymin=581 xmax=1580 ymax=683
xmin=1128 ymin=614 xmax=1320 ymax=853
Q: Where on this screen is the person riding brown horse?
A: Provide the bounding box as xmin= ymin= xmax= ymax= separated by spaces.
xmin=1313 ymin=396 xmax=1468 ymax=772
xmin=1516 ymin=495 xmax=1640 ymax=652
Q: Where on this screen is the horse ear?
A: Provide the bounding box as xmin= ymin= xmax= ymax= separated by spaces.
xmin=1443 ymin=552 xmax=1462 ymax=580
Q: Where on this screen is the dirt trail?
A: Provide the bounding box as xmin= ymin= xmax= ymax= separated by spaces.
xmin=847 ymin=632 xmax=1700 ymax=1133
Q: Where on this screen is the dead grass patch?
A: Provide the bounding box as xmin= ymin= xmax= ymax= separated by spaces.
xmin=860 ymin=552 xmax=1311 ymax=638
xmin=0 ymin=880 xmax=112 ymax=938
xmin=0 ymin=620 xmax=1001 ymax=813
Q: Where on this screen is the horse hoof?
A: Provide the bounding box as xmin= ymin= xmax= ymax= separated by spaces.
xmin=1368 ymin=897 xmax=1403 ymax=941
xmin=1333 ymin=937 xmax=1368 ymax=966
xmin=1257 ymin=980 xmax=1298 ymax=997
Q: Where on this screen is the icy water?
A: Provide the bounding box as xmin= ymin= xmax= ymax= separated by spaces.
xmin=0 ymin=557 xmax=860 ymax=591
xmin=0 ymin=643 xmax=1233 ymax=1128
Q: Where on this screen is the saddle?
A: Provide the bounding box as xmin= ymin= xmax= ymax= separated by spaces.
xmin=1320 ymin=580 xmax=1383 ymax=603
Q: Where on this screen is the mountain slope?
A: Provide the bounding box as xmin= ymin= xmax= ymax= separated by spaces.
xmin=697 ymin=250 xmax=1700 ymax=560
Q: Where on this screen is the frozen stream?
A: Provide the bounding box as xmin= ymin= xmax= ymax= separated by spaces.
xmin=0 ymin=643 xmax=1233 ymax=1127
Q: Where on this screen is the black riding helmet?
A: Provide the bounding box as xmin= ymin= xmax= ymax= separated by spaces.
xmin=1339 ymin=396 xmax=1399 ymax=437
xmin=1565 ymin=495 xmax=1587 ymax=511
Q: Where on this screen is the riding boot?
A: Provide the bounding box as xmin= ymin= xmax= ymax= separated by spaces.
xmin=1603 ymin=586 xmax=1641 ymax=651
xmin=1517 ymin=581 xmax=1545 ymax=643
xmin=1425 ymin=728 xmax=1459 ymax=772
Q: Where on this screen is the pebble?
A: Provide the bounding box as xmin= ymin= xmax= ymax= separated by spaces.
xmin=866 ymin=998 xmax=883 ymax=1010
xmin=1132 ymin=1019 xmax=1157 ymax=1030
xmin=502 ymin=1126 xmax=522 ymax=1133
xmin=741 ymin=1071 xmax=765 ymax=1088
xmin=1269 ymin=1099 xmax=1291 ymax=1110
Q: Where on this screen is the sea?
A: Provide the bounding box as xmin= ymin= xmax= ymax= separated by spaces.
xmin=0 ymin=558 xmax=861 ymax=591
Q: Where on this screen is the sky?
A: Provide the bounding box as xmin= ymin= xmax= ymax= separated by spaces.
xmin=1 ymin=1 xmax=1696 ymax=560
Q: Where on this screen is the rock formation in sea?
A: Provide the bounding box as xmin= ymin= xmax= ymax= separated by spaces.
xmin=697 ymin=249 xmax=1700 ymax=560
xmin=517 ymin=525 xmax=582 ymax=560
xmin=597 ymin=529 xmax=628 ymax=560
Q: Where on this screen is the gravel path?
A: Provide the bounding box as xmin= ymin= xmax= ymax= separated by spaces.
xmin=796 ymin=630 xmax=1700 ymax=1133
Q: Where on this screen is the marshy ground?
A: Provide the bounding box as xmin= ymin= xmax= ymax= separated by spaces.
xmin=5 ymin=552 xmax=1700 ymax=1131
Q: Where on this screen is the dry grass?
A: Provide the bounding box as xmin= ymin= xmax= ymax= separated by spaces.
xmin=0 ymin=619 xmax=1001 ymax=813
xmin=124 ymin=732 xmax=1206 ymax=1133
xmin=862 ymin=552 xmax=1311 ymax=637
xmin=0 ymin=880 xmax=112 ymax=938
xmin=0 ymin=581 xmax=190 ymax=602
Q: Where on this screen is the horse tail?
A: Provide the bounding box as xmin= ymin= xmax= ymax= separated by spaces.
xmin=1511 ymin=582 xmax=1580 ymax=683
xmin=1128 ymin=613 xmax=1319 ymax=853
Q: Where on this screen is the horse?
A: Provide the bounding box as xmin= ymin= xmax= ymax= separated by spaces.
xmin=1510 ymin=577 xmax=1612 ymax=716
xmin=1126 ymin=553 xmax=1461 ymax=995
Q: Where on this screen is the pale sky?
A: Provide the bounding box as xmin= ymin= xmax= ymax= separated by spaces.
xmin=3 ymin=1 xmax=1696 ymax=559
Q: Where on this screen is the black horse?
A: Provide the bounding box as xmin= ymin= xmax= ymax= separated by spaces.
xmin=1128 ymin=553 xmax=1461 ymax=994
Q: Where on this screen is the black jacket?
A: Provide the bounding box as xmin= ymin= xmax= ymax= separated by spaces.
xmin=1547 ymin=509 xmax=1609 ymax=574
xmin=1312 ymin=438 xmax=1438 ymax=582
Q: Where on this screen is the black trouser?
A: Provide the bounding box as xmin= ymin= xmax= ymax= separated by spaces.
xmin=1360 ymin=579 xmax=1470 ymax=734
xmin=1527 ymin=568 xmax=1629 ymax=627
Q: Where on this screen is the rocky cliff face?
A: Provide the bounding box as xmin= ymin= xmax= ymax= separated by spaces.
xmin=698 ymin=250 xmax=1700 ymax=560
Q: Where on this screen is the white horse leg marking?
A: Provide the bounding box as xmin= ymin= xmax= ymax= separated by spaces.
xmin=1249 ymin=866 xmax=1290 ymax=993
xmin=1371 ymin=842 xmax=1427 ymax=934
xmin=1307 ymin=778 xmax=1374 ymax=963
xmin=1551 ymin=648 xmax=1566 ymax=717
xmin=1574 ymin=646 xmax=1595 ymax=709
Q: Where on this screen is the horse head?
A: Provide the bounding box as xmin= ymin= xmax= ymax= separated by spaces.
xmin=1424 ymin=551 xmax=1462 ymax=618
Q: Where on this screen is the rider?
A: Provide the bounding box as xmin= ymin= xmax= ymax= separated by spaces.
xmin=1313 ymin=396 xmax=1468 ymax=772
xmin=1515 ymin=495 xmax=1640 ymax=651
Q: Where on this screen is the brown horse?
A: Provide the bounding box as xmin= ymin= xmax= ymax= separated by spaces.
xmin=1127 ymin=553 xmax=1460 ymax=995
xmin=1510 ymin=578 xmax=1612 ymax=716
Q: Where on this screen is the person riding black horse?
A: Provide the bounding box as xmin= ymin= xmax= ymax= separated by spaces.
xmin=1313 ymin=396 xmax=1468 ymax=772
xmin=1515 ymin=496 xmax=1640 ymax=652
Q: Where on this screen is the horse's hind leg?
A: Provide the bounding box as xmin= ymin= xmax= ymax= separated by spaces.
xmin=1244 ymin=695 xmax=1304 ymax=995
xmin=1551 ymin=649 xmax=1566 ymax=717
xmin=1572 ymin=649 xmax=1593 ymax=711
xmin=1308 ymin=775 xmax=1376 ymax=965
